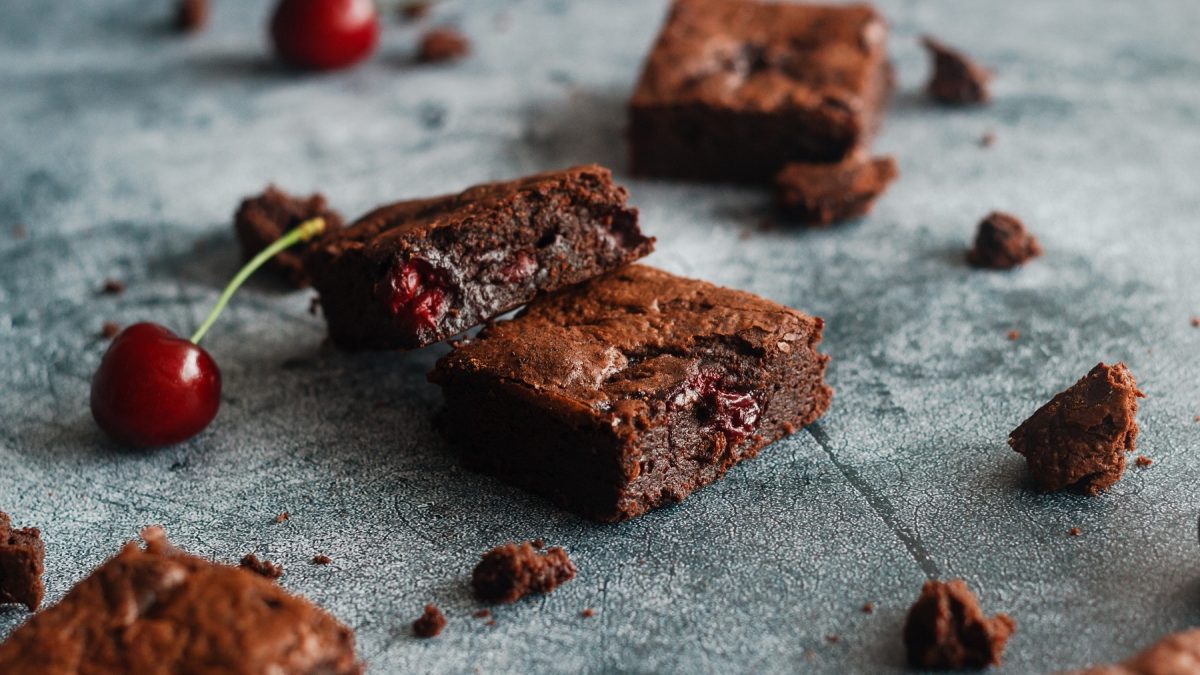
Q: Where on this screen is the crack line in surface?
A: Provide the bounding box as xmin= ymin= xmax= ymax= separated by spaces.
xmin=806 ymin=423 xmax=940 ymax=579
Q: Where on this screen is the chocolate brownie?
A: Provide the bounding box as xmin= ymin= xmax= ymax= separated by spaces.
xmin=307 ymin=165 xmax=653 ymax=351
xmin=773 ymin=154 xmax=898 ymax=226
xmin=967 ymin=212 xmax=1042 ymax=269
xmin=629 ymin=0 xmax=892 ymax=182
xmin=1009 ymin=362 xmax=1144 ymax=494
xmin=0 ymin=511 xmax=44 ymax=612
xmin=429 ymin=264 xmax=833 ymax=521
xmin=1067 ymin=628 xmax=1200 ymax=675
xmin=411 ymin=604 xmax=446 ymax=637
xmin=234 ymin=185 xmax=344 ymax=288
xmin=921 ymin=35 xmax=991 ymax=105
xmin=471 ymin=542 xmax=575 ymax=603
xmin=0 ymin=527 xmax=361 ymax=674
xmin=418 ymin=28 xmax=470 ymax=63
xmin=903 ymin=579 xmax=1015 ymax=669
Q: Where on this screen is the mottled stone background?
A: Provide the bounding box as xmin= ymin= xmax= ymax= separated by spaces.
xmin=2 ymin=1 xmax=1199 ymax=672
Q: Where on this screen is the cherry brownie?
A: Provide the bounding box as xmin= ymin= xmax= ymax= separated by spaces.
xmin=306 ymin=165 xmax=653 ymax=350
xmin=429 ymin=265 xmax=833 ymax=521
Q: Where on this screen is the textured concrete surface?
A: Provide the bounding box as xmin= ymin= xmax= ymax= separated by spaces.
xmin=2 ymin=1 xmax=1199 ymax=673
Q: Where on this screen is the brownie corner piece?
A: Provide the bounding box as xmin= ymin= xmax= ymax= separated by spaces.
xmin=429 ymin=264 xmax=832 ymax=521
xmin=0 ymin=511 xmax=44 ymax=612
xmin=629 ymin=0 xmax=892 ymax=182
xmin=306 ymin=165 xmax=653 ymax=351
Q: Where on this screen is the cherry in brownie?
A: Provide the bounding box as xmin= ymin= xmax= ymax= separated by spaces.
xmin=234 ymin=185 xmax=344 ymax=288
xmin=1009 ymin=362 xmax=1144 ymax=494
xmin=306 ymin=165 xmax=653 ymax=351
xmin=0 ymin=527 xmax=361 ymax=674
xmin=0 ymin=511 xmax=44 ymax=612
xmin=773 ymin=154 xmax=898 ymax=226
xmin=629 ymin=0 xmax=892 ymax=183
xmin=903 ymin=579 xmax=1015 ymax=669
xmin=429 ymin=265 xmax=833 ymax=521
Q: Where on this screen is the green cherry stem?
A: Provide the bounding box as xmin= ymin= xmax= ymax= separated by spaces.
xmin=189 ymin=217 xmax=327 ymax=344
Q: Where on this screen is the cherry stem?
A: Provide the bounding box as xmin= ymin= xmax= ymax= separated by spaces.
xmin=190 ymin=217 xmax=327 ymax=344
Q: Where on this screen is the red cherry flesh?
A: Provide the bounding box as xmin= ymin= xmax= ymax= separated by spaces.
xmin=90 ymin=322 xmax=221 ymax=448
xmin=270 ymin=0 xmax=379 ymax=71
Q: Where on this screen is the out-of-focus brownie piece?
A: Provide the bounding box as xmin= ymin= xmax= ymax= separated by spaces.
xmin=429 ymin=265 xmax=833 ymax=521
xmin=773 ymin=154 xmax=898 ymax=226
xmin=411 ymin=604 xmax=446 ymax=637
xmin=0 ymin=527 xmax=362 ymax=674
xmin=239 ymin=553 xmax=283 ymax=580
xmin=0 ymin=511 xmax=44 ymax=612
xmin=234 ymin=185 xmax=345 ymax=288
xmin=967 ymin=212 xmax=1041 ymax=269
xmin=306 ymin=165 xmax=653 ymax=351
xmin=418 ymin=28 xmax=470 ymax=63
xmin=1009 ymin=362 xmax=1144 ymax=494
xmin=471 ymin=542 xmax=575 ymax=603
xmin=1066 ymin=628 xmax=1200 ymax=674
xmin=903 ymin=579 xmax=1015 ymax=669
xmin=629 ymin=0 xmax=892 ymax=183
xmin=921 ymin=35 xmax=991 ymax=105
xmin=175 ymin=0 xmax=208 ymax=33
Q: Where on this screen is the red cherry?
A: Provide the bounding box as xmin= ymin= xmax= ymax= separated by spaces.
xmin=270 ymin=0 xmax=379 ymax=71
xmin=90 ymin=323 xmax=221 ymax=448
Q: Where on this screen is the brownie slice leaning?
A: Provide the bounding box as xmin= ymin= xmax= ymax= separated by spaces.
xmin=429 ymin=264 xmax=833 ymax=522
xmin=306 ymin=165 xmax=654 ymax=350
xmin=629 ymin=0 xmax=892 ymax=182
xmin=0 ymin=527 xmax=361 ymax=674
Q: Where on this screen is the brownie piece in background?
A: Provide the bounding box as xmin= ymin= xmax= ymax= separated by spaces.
xmin=773 ymin=154 xmax=898 ymax=226
xmin=411 ymin=604 xmax=446 ymax=637
xmin=418 ymin=28 xmax=470 ymax=63
xmin=1009 ymin=362 xmax=1144 ymax=494
xmin=967 ymin=212 xmax=1042 ymax=269
xmin=471 ymin=542 xmax=576 ymax=603
xmin=903 ymin=579 xmax=1015 ymax=669
xmin=234 ymin=185 xmax=345 ymax=288
xmin=1066 ymin=628 xmax=1200 ymax=674
xmin=429 ymin=265 xmax=832 ymax=521
xmin=307 ymin=165 xmax=653 ymax=351
xmin=921 ymin=35 xmax=991 ymax=105
xmin=0 ymin=511 xmax=44 ymax=612
xmin=0 ymin=527 xmax=361 ymax=674
xmin=629 ymin=0 xmax=892 ymax=182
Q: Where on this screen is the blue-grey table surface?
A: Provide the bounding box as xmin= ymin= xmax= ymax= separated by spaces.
xmin=2 ymin=1 xmax=1199 ymax=673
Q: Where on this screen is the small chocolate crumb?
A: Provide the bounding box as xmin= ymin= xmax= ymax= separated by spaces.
xmin=473 ymin=609 xmax=491 ymax=619
xmin=471 ymin=541 xmax=575 ymax=603
xmin=400 ymin=1 xmax=432 ymax=21
xmin=531 ymin=538 xmax=544 ymax=549
xmin=826 ymin=635 xmax=840 ymax=644
xmin=175 ymin=0 xmax=208 ymax=33
xmin=418 ymin=28 xmax=470 ymax=63
xmin=1069 ymin=527 xmax=1082 ymax=537
xmin=861 ymin=603 xmax=875 ymax=614
xmin=903 ymin=579 xmax=1014 ymax=669
xmin=1191 ymin=317 xmax=1200 ymax=328
xmin=980 ymin=130 xmax=996 ymax=147
xmin=101 ymin=279 xmax=125 ymax=295
xmin=100 ymin=322 xmax=121 ymax=339
xmin=239 ymin=553 xmax=283 ymax=580
xmin=1135 ymin=455 xmax=1153 ymax=467
xmin=412 ymin=603 xmax=446 ymax=638
xmin=1006 ymin=330 xmax=1021 ymax=341
xmin=1194 ymin=415 xmax=1200 ymax=423
xmin=921 ymin=35 xmax=991 ymax=105
xmin=485 ymin=619 xmax=496 ymax=627
xmin=274 ymin=511 xmax=289 ymax=524
xmin=312 ymin=554 xmax=332 ymax=565
xmin=581 ymin=608 xmax=594 ymax=618
xmin=967 ymin=212 xmax=1042 ymax=270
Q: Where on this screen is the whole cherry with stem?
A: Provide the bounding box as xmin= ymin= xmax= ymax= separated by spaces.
xmin=90 ymin=218 xmax=328 ymax=449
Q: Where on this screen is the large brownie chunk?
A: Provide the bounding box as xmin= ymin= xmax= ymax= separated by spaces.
xmin=1067 ymin=628 xmax=1200 ymax=674
xmin=0 ymin=511 xmax=44 ymax=612
xmin=429 ymin=264 xmax=833 ymax=521
xmin=0 ymin=527 xmax=361 ymax=674
xmin=903 ymin=579 xmax=1015 ymax=669
xmin=1009 ymin=362 xmax=1144 ymax=494
xmin=629 ymin=0 xmax=892 ymax=183
xmin=307 ymin=165 xmax=653 ymax=350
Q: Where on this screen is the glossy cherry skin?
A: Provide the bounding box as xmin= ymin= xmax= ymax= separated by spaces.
xmin=270 ymin=0 xmax=379 ymax=71
xmin=90 ymin=323 xmax=221 ymax=448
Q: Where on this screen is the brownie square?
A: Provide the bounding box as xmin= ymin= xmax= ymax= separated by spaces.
xmin=306 ymin=165 xmax=654 ymax=350
xmin=0 ymin=527 xmax=361 ymax=674
xmin=629 ymin=0 xmax=892 ymax=183
xmin=0 ymin=512 xmax=44 ymax=612
xmin=429 ymin=264 xmax=833 ymax=521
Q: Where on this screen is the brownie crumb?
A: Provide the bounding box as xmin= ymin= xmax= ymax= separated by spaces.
xmin=1194 ymin=415 xmax=1200 ymax=423
xmin=101 ymin=278 xmax=125 ymax=295
xmin=312 ymin=554 xmax=332 ymax=565
xmin=485 ymin=619 xmax=496 ymax=627
xmin=239 ymin=553 xmax=283 ymax=580
xmin=580 ymin=608 xmax=595 ymax=618
xmin=473 ymin=609 xmax=491 ymax=619
xmin=826 ymin=635 xmax=840 ymax=644
xmin=861 ymin=603 xmax=875 ymax=614
xmin=175 ymin=0 xmax=208 ymax=33
xmin=1069 ymin=527 xmax=1082 ymax=537
xmin=274 ymin=511 xmax=289 ymax=524
xmin=1006 ymin=330 xmax=1021 ymax=341
xmin=531 ymin=538 xmax=544 ymax=549
xmin=1135 ymin=455 xmax=1153 ymax=467
xmin=1191 ymin=316 xmax=1199 ymax=328
xmin=967 ymin=212 xmax=1042 ymax=269
xmin=921 ymin=35 xmax=991 ymax=105
xmin=234 ymin=186 xmax=344 ymax=289
xmin=412 ymin=604 xmax=446 ymax=638
xmin=399 ymin=1 xmax=432 ymax=21
xmin=980 ymin=130 xmax=996 ymax=147
xmin=417 ymin=28 xmax=470 ymax=63
xmin=1009 ymin=362 xmax=1144 ymax=494
xmin=773 ymin=155 xmax=898 ymax=227
xmin=471 ymin=541 xmax=575 ymax=603
xmin=903 ymin=579 xmax=1014 ymax=669
xmin=0 ymin=511 xmax=45 ymax=611
xmin=100 ymin=321 xmax=121 ymax=339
